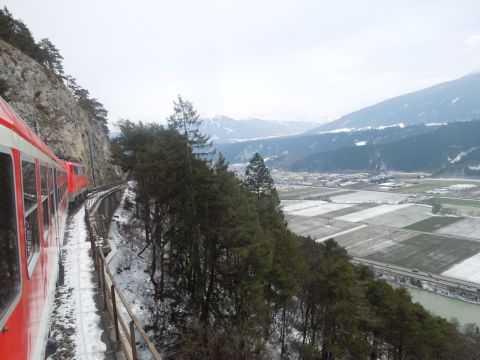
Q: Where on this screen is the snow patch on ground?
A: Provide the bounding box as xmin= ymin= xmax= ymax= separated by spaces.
xmin=442 ymin=252 xmax=480 ymax=284
xmin=448 ymin=147 xmax=478 ymax=164
xmin=448 ymin=184 xmax=476 ymax=190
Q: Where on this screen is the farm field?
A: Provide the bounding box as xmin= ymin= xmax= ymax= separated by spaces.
xmin=279 ymin=183 xmax=480 ymax=278
xmin=330 ymin=190 xmax=411 ymax=204
xmin=281 ymin=200 xmax=327 ymax=212
xmin=314 ymin=203 xmax=378 ymax=219
xmin=442 ymin=252 xmax=480 ymax=283
xmin=287 ymin=202 xmax=355 ymax=217
xmin=394 ymin=180 xmax=479 ymax=194
xmin=333 ymin=226 xmax=414 ymax=257
xmin=279 ymin=187 xmax=352 ymax=200
xmin=405 ymin=216 xmax=463 ymax=232
xmin=425 ymin=197 xmax=480 ymax=208
xmin=336 ymin=204 xmax=411 ymax=223
xmin=285 ymin=214 xmax=356 ymax=240
xmin=435 ymin=217 xmax=480 ymax=240
xmin=365 ymin=204 xmax=433 ymax=228
xmin=365 ymin=233 xmax=480 ymax=273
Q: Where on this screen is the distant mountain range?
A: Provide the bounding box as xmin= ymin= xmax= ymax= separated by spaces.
xmin=216 ymin=71 xmax=480 ymax=176
xmin=216 ymin=123 xmax=439 ymax=164
xmin=308 ymin=71 xmax=480 ymax=133
xmin=291 ymin=120 xmax=480 ymax=176
xmin=201 ymin=115 xmax=319 ymax=143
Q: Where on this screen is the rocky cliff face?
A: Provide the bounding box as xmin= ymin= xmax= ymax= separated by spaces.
xmin=0 ymin=39 xmax=121 ymax=186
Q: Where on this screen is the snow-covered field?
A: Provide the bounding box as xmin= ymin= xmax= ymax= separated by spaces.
xmin=48 ymin=207 xmax=107 ymax=360
xmin=336 ymin=204 xmax=411 ymax=223
xmin=365 ymin=204 xmax=433 ymax=228
xmin=435 ymin=217 xmax=480 ymax=240
xmin=286 ymin=202 xmax=354 ymax=217
xmin=281 ymin=200 xmax=327 ymax=212
xmin=442 ymin=252 xmax=480 ymax=284
xmin=330 ymin=190 xmax=410 ymax=204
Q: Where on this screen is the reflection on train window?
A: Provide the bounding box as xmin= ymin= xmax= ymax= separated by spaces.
xmin=40 ymin=164 xmax=49 ymax=234
xmin=74 ymin=166 xmax=85 ymax=175
xmin=40 ymin=164 xmax=47 ymax=196
xmin=22 ymin=161 xmax=37 ymax=213
xmin=22 ymin=160 xmax=39 ymax=262
xmin=0 ymin=153 xmax=21 ymax=323
xmin=48 ymin=167 xmax=54 ymax=217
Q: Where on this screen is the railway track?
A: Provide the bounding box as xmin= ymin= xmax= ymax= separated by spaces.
xmin=352 ymin=257 xmax=480 ymax=296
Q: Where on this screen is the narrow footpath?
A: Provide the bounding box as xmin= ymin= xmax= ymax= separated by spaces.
xmin=47 ymin=206 xmax=108 ymax=360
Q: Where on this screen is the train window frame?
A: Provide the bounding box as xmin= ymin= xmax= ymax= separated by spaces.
xmin=0 ymin=147 xmax=22 ymax=329
xmin=21 ymin=156 xmax=40 ymax=278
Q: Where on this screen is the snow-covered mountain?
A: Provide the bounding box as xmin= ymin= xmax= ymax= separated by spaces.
xmin=308 ymin=71 xmax=480 ymax=133
xmin=201 ymin=115 xmax=319 ymax=143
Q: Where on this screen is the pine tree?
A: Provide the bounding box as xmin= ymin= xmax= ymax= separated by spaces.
xmin=245 ymin=153 xmax=275 ymax=199
xmin=167 ymin=95 xmax=211 ymax=152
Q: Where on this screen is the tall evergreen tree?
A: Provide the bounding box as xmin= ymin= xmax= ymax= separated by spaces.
xmin=167 ymin=95 xmax=211 ymax=152
xmin=245 ymin=153 xmax=275 ymax=199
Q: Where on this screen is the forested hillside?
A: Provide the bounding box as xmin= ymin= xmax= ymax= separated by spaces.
xmin=113 ymin=97 xmax=480 ymax=359
xmin=216 ymin=123 xmax=437 ymax=164
xmin=291 ymin=120 xmax=480 ymax=175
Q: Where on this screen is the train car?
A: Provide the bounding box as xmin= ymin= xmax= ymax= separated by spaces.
xmin=65 ymin=161 xmax=88 ymax=204
xmin=0 ymin=97 xmax=70 ymax=360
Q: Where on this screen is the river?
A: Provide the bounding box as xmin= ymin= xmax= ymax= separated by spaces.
xmin=389 ymin=283 xmax=480 ymax=327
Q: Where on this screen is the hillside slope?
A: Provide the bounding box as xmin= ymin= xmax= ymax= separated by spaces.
xmin=291 ymin=120 xmax=480 ymax=175
xmin=216 ymin=123 xmax=438 ymax=164
xmin=309 ymin=72 xmax=480 ymax=132
xmin=0 ymin=40 xmax=120 ymax=185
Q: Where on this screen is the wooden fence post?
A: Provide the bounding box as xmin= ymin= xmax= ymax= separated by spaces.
xmin=111 ymin=284 xmax=120 ymax=344
xmin=130 ymin=320 xmax=138 ymax=360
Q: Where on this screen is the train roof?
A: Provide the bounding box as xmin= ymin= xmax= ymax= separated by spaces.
xmin=64 ymin=161 xmax=87 ymax=167
xmin=0 ymin=97 xmax=64 ymax=166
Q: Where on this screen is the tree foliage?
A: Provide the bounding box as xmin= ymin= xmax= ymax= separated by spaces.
xmin=114 ymin=99 xmax=480 ymax=360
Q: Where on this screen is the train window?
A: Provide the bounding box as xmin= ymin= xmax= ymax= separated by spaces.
xmin=22 ymin=161 xmax=37 ymax=213
xmin=74 ymin=166 xmax=85 ymax=175
xmin=22 ymin=160 xmax=40 ymax=263
xmin=40 ymin=165 xmax=47 ymax=196
xmin=55 ymin=168 xmax=61 ymax=207
xmin=0 ymin=153 xmax=21 ymax=325
xmin=49 ymin=167 xmax=55 ymax=216
xmin=40 ymin=165 xmax=49 ymax=235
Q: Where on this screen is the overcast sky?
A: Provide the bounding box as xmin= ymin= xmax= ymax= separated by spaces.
xmin=4 ymin=0 xmax=480 ymax=126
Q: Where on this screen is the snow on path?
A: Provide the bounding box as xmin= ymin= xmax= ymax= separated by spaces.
xmin=48 ymin=207 xmax=107 ymax=360
xmin=336 ymin=203 xmax=412 ymax=223
xmin=442 ymin=252 xmax=480 ymax=284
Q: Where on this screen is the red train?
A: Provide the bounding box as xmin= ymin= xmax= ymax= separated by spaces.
xmin=65 ymin=161 xmax=88 ymax=204
xmin=0 ymin=97 xmax=88 ymax=359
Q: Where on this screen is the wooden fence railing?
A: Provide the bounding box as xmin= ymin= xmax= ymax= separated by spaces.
xmin=85 ymin=184 xmax=162 ymax=360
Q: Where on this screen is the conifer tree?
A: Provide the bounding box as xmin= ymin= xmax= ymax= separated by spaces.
xmin=245 ymin=153 xmax=275 ymax=199
xmin=167 ymin=95 xmax=211 ymax=152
